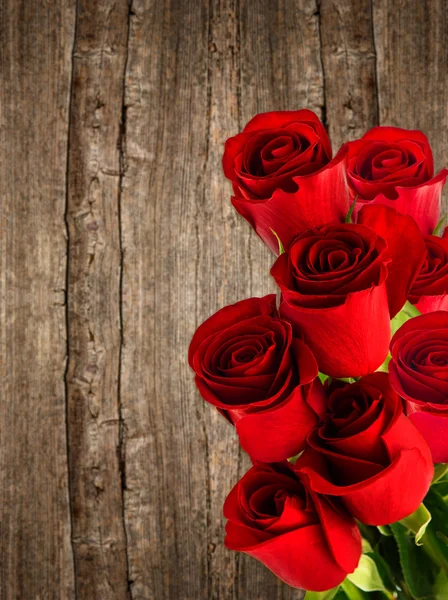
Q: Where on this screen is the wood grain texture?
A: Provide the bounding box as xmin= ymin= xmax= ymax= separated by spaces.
xmin=1 ymin=2 xmax=448 ymax=599
xmin=119 ymin=1 xmax=322 ymax=598
xmin=0 ymin=0 xmax=76 ymax=598
xmin=65 ymin=1 xmax=131 ymax=598
xmin=319 ymin=0 xmax=379 ymax=148
xmin=372 ymin=0 xmax=448 ymax=210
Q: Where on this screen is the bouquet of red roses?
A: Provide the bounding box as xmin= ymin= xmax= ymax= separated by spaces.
xmin=189 ymin=110 xmax=448 ymax=599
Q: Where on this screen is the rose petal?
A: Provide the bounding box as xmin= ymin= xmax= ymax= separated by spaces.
xmin=357 ymin=204 xmax=427 ymax=317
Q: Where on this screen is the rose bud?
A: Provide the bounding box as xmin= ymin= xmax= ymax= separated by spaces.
xmin=188 ymin=295 xmax=325 ymax=462
xmin=389 ymin=311 xmax=448 ymax=463
xmin=347 ymin=126 xmax=448 ymax=234
xmin=408 ymin=235 xmax=448 ymax=313
xmin=271 ymin=205 xmax=426 ymax=377
xmin=222 ymin=110 xmax=350 ymax=253
xmin=224 ymin=461 xmax=361 ymax=591
xmin=295 ymin=373 xmax=434 ymax=525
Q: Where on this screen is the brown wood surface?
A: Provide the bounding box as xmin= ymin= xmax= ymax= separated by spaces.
xmin=0 ymin=1 xmax=447 ymax=599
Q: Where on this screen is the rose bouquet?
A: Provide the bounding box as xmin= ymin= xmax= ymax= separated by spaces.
xmin=189 ymin=110 xmax=448 ymax=599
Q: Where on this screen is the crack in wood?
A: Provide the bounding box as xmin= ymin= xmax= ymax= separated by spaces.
xmin=117 ymin=1 xmax=134 ymax=598
xmin=64 ymin=1 xmax=81 ymax=597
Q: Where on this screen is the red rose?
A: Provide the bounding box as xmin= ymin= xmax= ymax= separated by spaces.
xmin=188 ymin=295 xmax=325 ymax=462
xmin=222 ymin=110 xmax=350 ymax=253
xmin=348 ymin=126 xmax=448 ymax=234
xmin=389 ymin=311 xmax=448 ymax=463
xmin=296 ymin=373 xmax=433 ymax=525
xmin=408 ymin=235 xmax=448 ymax=313
xmin=224 ymin=462 xmax=361 ymax=591
xmin=270 ymin=205 xmax=426 ymax=377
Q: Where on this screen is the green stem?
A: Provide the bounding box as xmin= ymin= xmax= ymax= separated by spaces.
xmin=421 ymin=526 xmax=448 ymax=572
xmin=340 ymin=579 xmax=367 ymax=600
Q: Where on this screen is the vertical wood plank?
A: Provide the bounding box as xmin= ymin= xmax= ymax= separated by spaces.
xmin=373 ymin=0 xmax=448 ymax=209
xmin=120 ymin=1 xmax=321 ymax=599
xmin=66 ymin=1 xmax=131 ymax=598
xmin=236 ymin=1 xmax=323 ymax=598
xmin=0 ymin=1 xmax=76 ymax=598
xmin=319 ymin=0 xmax=379 ymax=149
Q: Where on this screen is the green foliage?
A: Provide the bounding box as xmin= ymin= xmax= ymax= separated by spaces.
xmin=390 ymin=522 xmax=437 ymax=599
xmin=347 ymin=554 xmax=392 ymax=595
xmin=305 ymin=588 xmax=339 ymax=600
xmin=270 ymin=228 xmax=285 ymax=255
xmin=399 ymin=503 xmax=432 ymax=546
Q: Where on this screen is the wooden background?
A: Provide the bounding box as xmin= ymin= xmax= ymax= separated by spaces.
xmin=0 ymin=1 xmax=447 ymax=599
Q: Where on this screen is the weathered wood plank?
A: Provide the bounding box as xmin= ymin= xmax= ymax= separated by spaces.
xmin=65 ymin=1 xmax=131 ymax=598
xmin=373 ymin=0 xmax=448 ymax=210
xmin=0 ymin=1 xmax=76 ymax=598
xmin=236 ymin=1 xmax=323 ymax=598
xmin=120 ymin=1 xmax=321 ymax=599
xmin=319 ymin=0 xmax=379 ymax=149
xmin=120 ymin=2 xmax=226 ymax=597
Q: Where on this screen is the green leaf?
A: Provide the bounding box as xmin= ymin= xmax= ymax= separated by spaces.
xmin=432 ymin=480 xmax=448 ymax=500
xmin=376 ymin=354 xmax=391 ymax=373
xmin=318 ymin=372 xmax=330 ymax=384
xmin=423 ymin=488 xmax=448 ymax=567
xmin=345 ymin=196 xmax=358 ymax=223
xmin=433 ymin=215 xmax=446 ymax=237
xmin=434 ymin=568 xmax=448 ymax=600
xmin=399 ymin=503 xmax=432 ymax=546
xmin=340 ymin=579 xmax=367 ymax=600
xmin=305 ymin=588 xmax=339 ymax=600
xmin=390 ymin=522 xmax=436 ymax=599
xmin=378 ymin=525 xmax=392 ymax=537
xmin=287 ymin=451 xmax=302 ymax=465
xmin=390 ymin=301 xmax=421 ymax=336
xmin=361 ymin=538 xmax=373 ymax=554
xmin=366 ymin=551 xmax=396 ymax=593
xmin=432 ymin=463 xmax=448 ymax=483
xmin=346 ymin=553 xmax=390 ymax=593
xmin=270 ymin=228 xmax=285 ymax=255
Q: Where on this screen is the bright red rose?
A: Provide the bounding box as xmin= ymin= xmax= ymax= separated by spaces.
xmin=222 ymin=110 xmax=350 ymax=253
xmin=270 ymin=205 xmax=426 ymax=377
xmin=188 ymin=295 xmax=325 ymax=462
xmin=348 ymin=126 xmax=448 ymax=234
xmin=224 ymin=461 xmax=361 ymax=591
xmin=389 ymin=311 xmax=448 ymax=463
xmin=357 ymin=204 xmax=427 ymax=317
xmin=295 ymin=373 xmax=433 ymax=525
xmin=408 ymin=235 xmax=448 ymax=313
xmin=272 ymin=222 xmax=391 ymax=376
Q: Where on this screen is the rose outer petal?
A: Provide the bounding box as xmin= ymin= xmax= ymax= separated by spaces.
xmin=225 ymin=522 xmax=357 ymax=592
xmin=296 ymin=413 xmax=433 ymax=525
xmin=235 ymin=379 xmax=325 ymax=462
xmin=357 ymin=204 xmax=427 ymax=317
xmin=279 ymin=283 xmax=390 ymax=378
xmin=408 ymin=411 xmax=448 ymax=463
xmin=231 ymin=146 xmax=349 ymax=254
xmin=353 ymin=168 xmax=448 ymax=235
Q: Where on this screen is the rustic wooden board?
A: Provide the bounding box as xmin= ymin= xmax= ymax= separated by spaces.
xmin=65 ymin=1 xmax=131 ymax=598
xmin=0 ymin=0 xmax=76 ymax=598
xmin=373 ymin=0 xmax=448 ymax=210
xmin=1 ymin=1 xmax=447 ymax=599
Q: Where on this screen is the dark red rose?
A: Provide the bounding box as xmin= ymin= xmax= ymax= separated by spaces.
xmin=224 ymin=462 xmax=361 ymax=591
xmin=296 ymin=373 xmax=433 ymax=525
xmin=408 ymin=235 xmax=448 ymax=313
xmin=188 ymin=295 xmax=325 ymax=462
xmin=270 ymin=205 xmax=426 ymax=377
xmin=348 ymin=126 xmax=448 ymax=234
xmin=389 ymin=312 xmax=448 ymax=463
xmin=222 ymin=110 xmax=350 ymax=253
